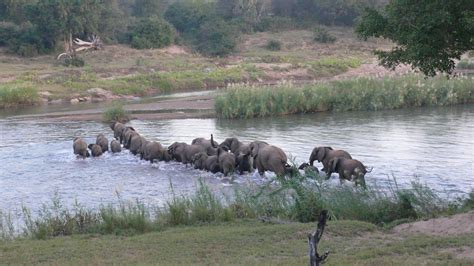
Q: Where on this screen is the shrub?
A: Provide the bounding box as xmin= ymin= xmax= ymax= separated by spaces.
xmin=313 ymin=26 xmax=336 ymax=44
xmin=0 ymin=84 xmax=39 ymax=108
xmin=1 ymin=22 xmax=52 ymax=56
xmin=265 ymin=40 xmax=282 ymax=51
xmin=164 ymin=1 xmax=216 ymax=33
xmin=129 ymin=17 xmax=174 ymax=49
xmin=195 ymin=18 xmax=238 ymax=56
xmin=102 ymin=103 xmax=129 ymax=123
xmin=63 ymin=56 xmax=85 ymax=67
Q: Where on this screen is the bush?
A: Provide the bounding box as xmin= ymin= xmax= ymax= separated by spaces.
xmin=164 ymin=1 xmax=216 ymax=33
xmin=313 ymin=26 xmax=336 ymax=43
xmin=103 ymin=103 xmax=129 ymax=123
xmin=129 ymin=17 xmax=174 ymax=49
xmin=0 ymin=22 xmax=52 ymax=56
xmin=195 ymin=18 xmax=238 ymax=56
xmin=265 ymin=40 xmax=282 ymax=51
xmin=63 ymin=56 xmax=85 ymax=67
xmin=0 ymin=84 xmax=39 ymax=108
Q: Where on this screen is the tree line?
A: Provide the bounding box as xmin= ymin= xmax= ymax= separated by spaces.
xmin=0 ymin=0 xmax=386 ymax=57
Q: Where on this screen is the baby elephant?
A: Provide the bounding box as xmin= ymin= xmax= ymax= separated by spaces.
xmin=73 ymin=137 xmax=90 ymax=158
xmin=88 ymin=144 xmax=103 ymax=157
xmin=110 ymin=140 xmax=121 ymax=153
xmin=327 ymin=157 xmax=368 ymax=188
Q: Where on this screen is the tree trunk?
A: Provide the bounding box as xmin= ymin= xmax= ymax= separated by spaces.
xmin=308 ymin=210 xmax=329 ymax=266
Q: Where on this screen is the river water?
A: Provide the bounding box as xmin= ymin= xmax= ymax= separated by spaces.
xmin=0 ymin=104 xmax=473 ymax=214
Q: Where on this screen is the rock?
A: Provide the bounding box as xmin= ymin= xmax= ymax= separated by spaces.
xmin=78 ymin=97 xmax=88 ymax=102
xmin=39 ymin=91 xmax=52 ymax=97
xmin=70 ymin=98 xmax=79 ymax=104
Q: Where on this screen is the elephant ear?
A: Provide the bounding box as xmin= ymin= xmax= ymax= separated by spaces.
xmin=250 ymin=143 xmax=259 ymax=158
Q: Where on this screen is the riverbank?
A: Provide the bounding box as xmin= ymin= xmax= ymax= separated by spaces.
xmin=1 ymin=217 xmax=473 ymax=264
xmin=0 ymin=27 xmax=399 ymax=109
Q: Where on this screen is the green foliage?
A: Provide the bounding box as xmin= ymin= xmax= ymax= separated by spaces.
xmin=129 ymin=17 xmax=174 ymax=49
xmin=313 ymin=26 xmax=336 ymax=43
xmin=132 ymin=0 xmax=169 ymax=18
xmin=356 ymin=0 xmax=474 ymax=76
xmin=102 ymin=103 xmax=129 ymax=123
xmin=265 ymin=40 xmax=282 ymax=51
xmin=194 ymin=18 xmax=238 ymax=56
xmin=0 ymin=84 xmax=39 ymax=108
xmin=164 ymin=1 xmax=216 ymax=33
xmin=215 ymin=75 xmax=474 ymax=119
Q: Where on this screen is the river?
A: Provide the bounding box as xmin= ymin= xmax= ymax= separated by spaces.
xmin=0 ymin=104 xmax=473 ymax=214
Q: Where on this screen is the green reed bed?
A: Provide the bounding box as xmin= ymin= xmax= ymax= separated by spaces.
xmin=0 ymin=84 xmax=38 ymax=108
xmin=1 ymin=173 xmax=471 ymax=240
xmin=215 ymin=75 xmax=474 ymax=118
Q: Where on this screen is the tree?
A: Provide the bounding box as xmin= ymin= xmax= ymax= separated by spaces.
xmin=356 ymin=0 xmax=474 ymax=76
xmin=132 ymin=0 xmax=169 ymax=18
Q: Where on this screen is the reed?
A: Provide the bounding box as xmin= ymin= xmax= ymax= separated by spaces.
xmin=215 ymin=75 xmax=474 ymax=118
xmin=0 ymin=84 xmax=38 ymax=108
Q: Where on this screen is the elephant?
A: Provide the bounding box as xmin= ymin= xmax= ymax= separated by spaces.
xmin=219 ymin=137 xmax=250 ymax=156
xmin=215 ymin=147 xmax=236 ymax=176
xmin=298 ymin=162 xmax=319 ymax=173
xmin=249 ymin=141 xmax=291 ymax=177
xmin=73 ymin=137 xmax=90 ymax=158
xmin=327 ymin=157 xmax=368 ymax=188
xmin=122 ymin=127 xmax=137 ymax=148
xmin=192 ymin=152 xmax=220 ymax=173
xmin=110 ymin=140 xmax=121 ymax=153
xmin=309 ymin=147 xmax=352 ymax=172
xmin=88 ymin=144 xmax=103 ymax=157
xmin=191 ymin=137 xmax=219 ymax=155
xmin=143 ymin=141 xmax=172 ymax=163
xmin=236 ymin=153 xmax=253 ymax=174
xmin=96 ymin=134 xmax=109 ymax=152
xmin=110 ymin=122 xmax=126 ymax=143
xmin=168 ymin=142 xmax=206 ymax=164
xmin=128 ymin=134 xmax=146 ymax=156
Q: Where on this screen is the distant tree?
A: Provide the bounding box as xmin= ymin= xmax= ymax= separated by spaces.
xmin=130 ymin=17 xmax=174 ymax=49
xmin=164 ymin=1 xmax=216 ymax=33
xmin=356 ymin=0 xmax=474 ymax=76
xmin=132 ymin=0 xmax=169 ymax=17
xmin=195 ymin=18 xmax=238 ymax=56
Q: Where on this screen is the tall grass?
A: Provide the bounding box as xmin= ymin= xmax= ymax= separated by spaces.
xmin=0 ymin=84 xmax=38 ymax=108
xmin=1 ymin=175 xmax=471 ymax=240
xmin=102 ymin=102 xmax=129 ymax=123
xmin=215 ymin=75 xmax=474 ymax=118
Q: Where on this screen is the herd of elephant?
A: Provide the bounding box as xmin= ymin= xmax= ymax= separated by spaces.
xmin=72 ymin=121 xmax=370 ymax=187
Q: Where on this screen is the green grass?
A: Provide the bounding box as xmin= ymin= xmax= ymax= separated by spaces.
xmin=2 ymin=173 xmax=472 ymax=241
xmin=0 ymin=220 xmax=472 ymax=265
xmin=0 ymin=84 xmax=38 ymax=108
xmin=102 ymin=102 xmax=130 ymax=123
xmin=215 ymin=75 xmax=474 ymax=118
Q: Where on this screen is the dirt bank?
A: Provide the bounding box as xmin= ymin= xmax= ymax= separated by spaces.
xmin=393 ymin=211 xmax=474 ymax=236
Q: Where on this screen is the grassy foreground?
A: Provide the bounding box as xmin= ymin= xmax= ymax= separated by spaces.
xmin=1 ymin=220 xmax=472 ymax=265
xmin=215 ymin=75 xmax=474 ymax=118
